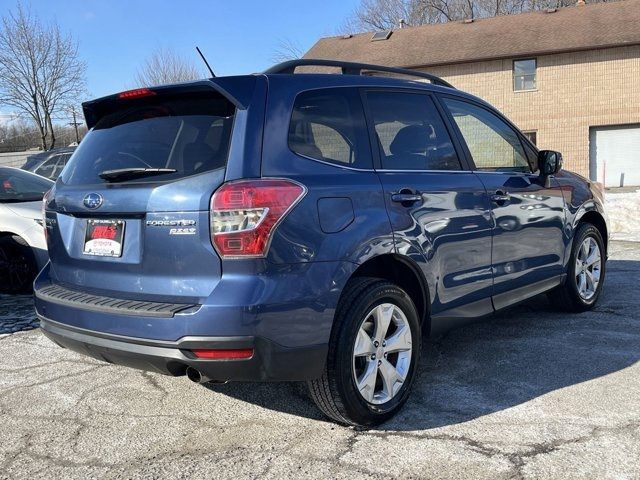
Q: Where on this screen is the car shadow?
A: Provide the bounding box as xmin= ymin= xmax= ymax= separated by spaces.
xmin=207 ymin=258 xmax=640 ymax=430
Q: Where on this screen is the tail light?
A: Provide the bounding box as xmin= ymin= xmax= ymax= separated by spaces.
xmin=42 ymin=189 xmax=51 ymax=240
xmin=210 ymin=179 xmax=305 ymax=258
xmin=118 ymin=88 xmax=156 ymax=99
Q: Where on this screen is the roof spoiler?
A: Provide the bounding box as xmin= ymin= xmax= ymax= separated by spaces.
xmin=82 ymin=77 xmax=257 ymax=130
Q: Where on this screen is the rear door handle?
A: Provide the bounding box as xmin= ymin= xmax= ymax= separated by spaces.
xmin=391 ymin=192 xmax=422 ymax=204
xmin=490 ymin=191 xmax=510 ymax=204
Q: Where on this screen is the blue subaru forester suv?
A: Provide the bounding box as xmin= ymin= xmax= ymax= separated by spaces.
xmin=36 ymin=60 xmax=608 ymax=426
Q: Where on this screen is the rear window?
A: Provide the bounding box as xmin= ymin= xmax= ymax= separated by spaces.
xmin=0 ymin=168 xmax=52 ymax=203
xmin=61 ymin=93 xmax=235 ymax=185
xmin=288 ymin=88 xmax=371 ymax=169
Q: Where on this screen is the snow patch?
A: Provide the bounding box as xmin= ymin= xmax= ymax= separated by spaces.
xmin=605 ymin=189 xmax=640 ymax=242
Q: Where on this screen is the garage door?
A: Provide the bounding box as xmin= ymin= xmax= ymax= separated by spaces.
xmin=590 ymin=125 xmax=640 ymax=187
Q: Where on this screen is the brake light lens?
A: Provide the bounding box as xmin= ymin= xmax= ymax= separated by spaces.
xmin=42 ymin=189 xmax=51 ymax=239
xmin=210 ymin=179 xmax=305 ymax=258
xmin=118 ymin=88 xmax=156 ymax=99
xmin=191 ymin=348 xmax=254 ymax=360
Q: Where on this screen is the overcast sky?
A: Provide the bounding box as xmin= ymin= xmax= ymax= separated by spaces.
xmin=0 ymin=0 xmax=357 ymax=103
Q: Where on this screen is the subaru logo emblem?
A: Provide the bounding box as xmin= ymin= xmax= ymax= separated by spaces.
xmin=83 ymin=193 xmax=103 ymax=209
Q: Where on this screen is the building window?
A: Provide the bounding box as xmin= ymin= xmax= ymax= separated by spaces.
xmin=523 ymin=130 xmax=537 ymax=145
xmin=513 ymin=59 xmax=536 ymax=91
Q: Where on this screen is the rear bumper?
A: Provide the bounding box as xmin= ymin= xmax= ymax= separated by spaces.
xmin=35 ymin=259 xmax=358 ymax=381
xmin=34 ymin=261 xmax=354 ymax=349
xmin=40 ymin=315 xmax=327 ymax=381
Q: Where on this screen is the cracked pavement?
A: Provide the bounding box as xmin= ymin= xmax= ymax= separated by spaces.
xmin=0 ymin=240 xmax=639 ymax=479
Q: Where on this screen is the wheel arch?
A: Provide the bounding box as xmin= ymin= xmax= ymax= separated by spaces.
xmin=576 ymin=210 xmax=608 ymax=254
xmin=346 ymin=254 xmax=429 ymax=331
xmin=0 ymin=230 xmax=24 ymax=242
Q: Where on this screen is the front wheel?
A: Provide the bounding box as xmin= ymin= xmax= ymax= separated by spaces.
xmin=308 ymin=278 xmax=421 ymax=426
xmin=549 ymin=223 xmax=605 ymax=312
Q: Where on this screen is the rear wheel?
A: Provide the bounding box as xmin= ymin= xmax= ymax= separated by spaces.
xmin=0 ymin=235 xmax=37 ymax=294
xmin=549 ymin=223 xmax=605 ymax=312
xmin=308 ymin=278 xmax=421 ymax=426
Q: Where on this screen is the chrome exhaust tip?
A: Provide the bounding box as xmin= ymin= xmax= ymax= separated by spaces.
xmin=186 ymin=366 xmax=227 ymax=385
xmin=186 ymin=366 xmax=203 ymax=383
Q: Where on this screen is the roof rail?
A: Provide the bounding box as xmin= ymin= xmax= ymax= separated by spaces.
xmin=264 ymin=59 xmax=455 ymax=89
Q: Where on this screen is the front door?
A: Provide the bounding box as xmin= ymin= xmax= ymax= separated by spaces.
xmin=363 ymin=90 xmax=495 ymax=321
xmin=441 ymin=97 xmax=566 ymax=309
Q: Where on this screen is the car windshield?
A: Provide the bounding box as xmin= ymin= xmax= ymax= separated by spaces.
xmin=0 ymin=169 xmax=53 ymax=203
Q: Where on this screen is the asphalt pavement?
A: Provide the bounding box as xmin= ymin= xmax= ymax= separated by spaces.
xmin=0 ymin=241 xmax=638 ymax=479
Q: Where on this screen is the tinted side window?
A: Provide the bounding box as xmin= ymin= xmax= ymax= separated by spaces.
xmin=365 ymin=92 xmax=461 ymax=171
xmin=289 ymin=88 xmax=371 ymax=168
xmin=523 ymin=142 xmax=538 ymax=169
xmin=52 ymin=153 xmax=72 ymax=179
xmin=443 ymin=98 xmax=530 ymax=172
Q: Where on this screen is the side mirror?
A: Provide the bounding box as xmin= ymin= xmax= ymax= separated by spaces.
xmin=538 ymin=150 xmax=563 ymax=176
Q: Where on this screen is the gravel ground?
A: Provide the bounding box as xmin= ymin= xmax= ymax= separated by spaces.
xmin=0 ymin=294 xmax=38 ymax=335
xmin=0 ymin=241 xmax=638 ymax=479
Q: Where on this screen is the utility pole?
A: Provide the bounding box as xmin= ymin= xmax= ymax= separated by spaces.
xmin=69 ymin=107 xmax=81 ymax=144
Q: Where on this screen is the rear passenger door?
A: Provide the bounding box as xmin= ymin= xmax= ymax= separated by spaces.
xmin=363 ymin=90 xmax=494 ymax=320
xmin=440 ymin=97 xmax=566 ymax=309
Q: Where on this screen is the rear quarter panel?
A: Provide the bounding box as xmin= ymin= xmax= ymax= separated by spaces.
xmin=260 ymin=75 xmax=395 ymax=267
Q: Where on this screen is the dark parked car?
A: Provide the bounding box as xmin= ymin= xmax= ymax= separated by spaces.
xmin=22 ymin=147 xmax=76 ymax=180
xmin=36 ymin=60 xmax=609 ymax=426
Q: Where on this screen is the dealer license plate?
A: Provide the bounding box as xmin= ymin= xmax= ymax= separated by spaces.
xmin=83 ymin=219 xmax=125 ymax=257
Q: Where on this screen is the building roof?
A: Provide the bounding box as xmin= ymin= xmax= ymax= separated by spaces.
xmin=304 ymin=0 xmax=640 ymax=68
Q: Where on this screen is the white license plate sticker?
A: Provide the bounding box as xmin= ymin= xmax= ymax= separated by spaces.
xmin=83 ymin=219 xmax=125 ymax=257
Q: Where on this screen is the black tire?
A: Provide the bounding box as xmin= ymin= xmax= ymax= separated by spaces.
xmin=548 ymin=223 xmax=606 ymax=312
xmin=308 ymin=277 xmax=421 ymax=426
xmin=0 ymin=235 xmax=37 ymax=294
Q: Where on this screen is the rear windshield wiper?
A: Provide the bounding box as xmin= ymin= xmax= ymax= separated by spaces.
xmin=98 ymin=168 xmax=177 ymax=182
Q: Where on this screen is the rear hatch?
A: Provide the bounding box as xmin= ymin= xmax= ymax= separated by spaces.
xmin=44 ymin=79 xmax=259 ymax=303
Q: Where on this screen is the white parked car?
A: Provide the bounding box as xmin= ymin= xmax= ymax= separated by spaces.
xmin=0 ymin=167 xmax=52 ymax=293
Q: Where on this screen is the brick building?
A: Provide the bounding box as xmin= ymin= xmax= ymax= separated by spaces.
xmin=304 ymin=0 xmax=640 ymax=186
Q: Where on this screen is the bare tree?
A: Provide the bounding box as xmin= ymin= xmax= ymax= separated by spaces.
xmin=271 ymin=38 xmax=306 ymax=63
xmin=342 ymin=0 xmax=615 ymax=33
xmin=348 ymin=0 xmax=419 ymax=31
xmin=0 ymin=117 xmax=40 ymax=151
xmin=339 ymin=0 xmax=468 ymax=31
xmin=0 ymin=3 xmax=86 ymax=150
xmin=135 ymin=48 xmax=203 ymax=87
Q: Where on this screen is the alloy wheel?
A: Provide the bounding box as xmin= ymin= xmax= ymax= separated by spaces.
xmin=352 ymin=303 xmax=413 ymax=405
xmin=575 ymin=236 xmax=601 ymax=300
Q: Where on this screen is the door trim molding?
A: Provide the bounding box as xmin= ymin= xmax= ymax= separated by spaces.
xmin=492 ymin=274 xmax=565 ymax=311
